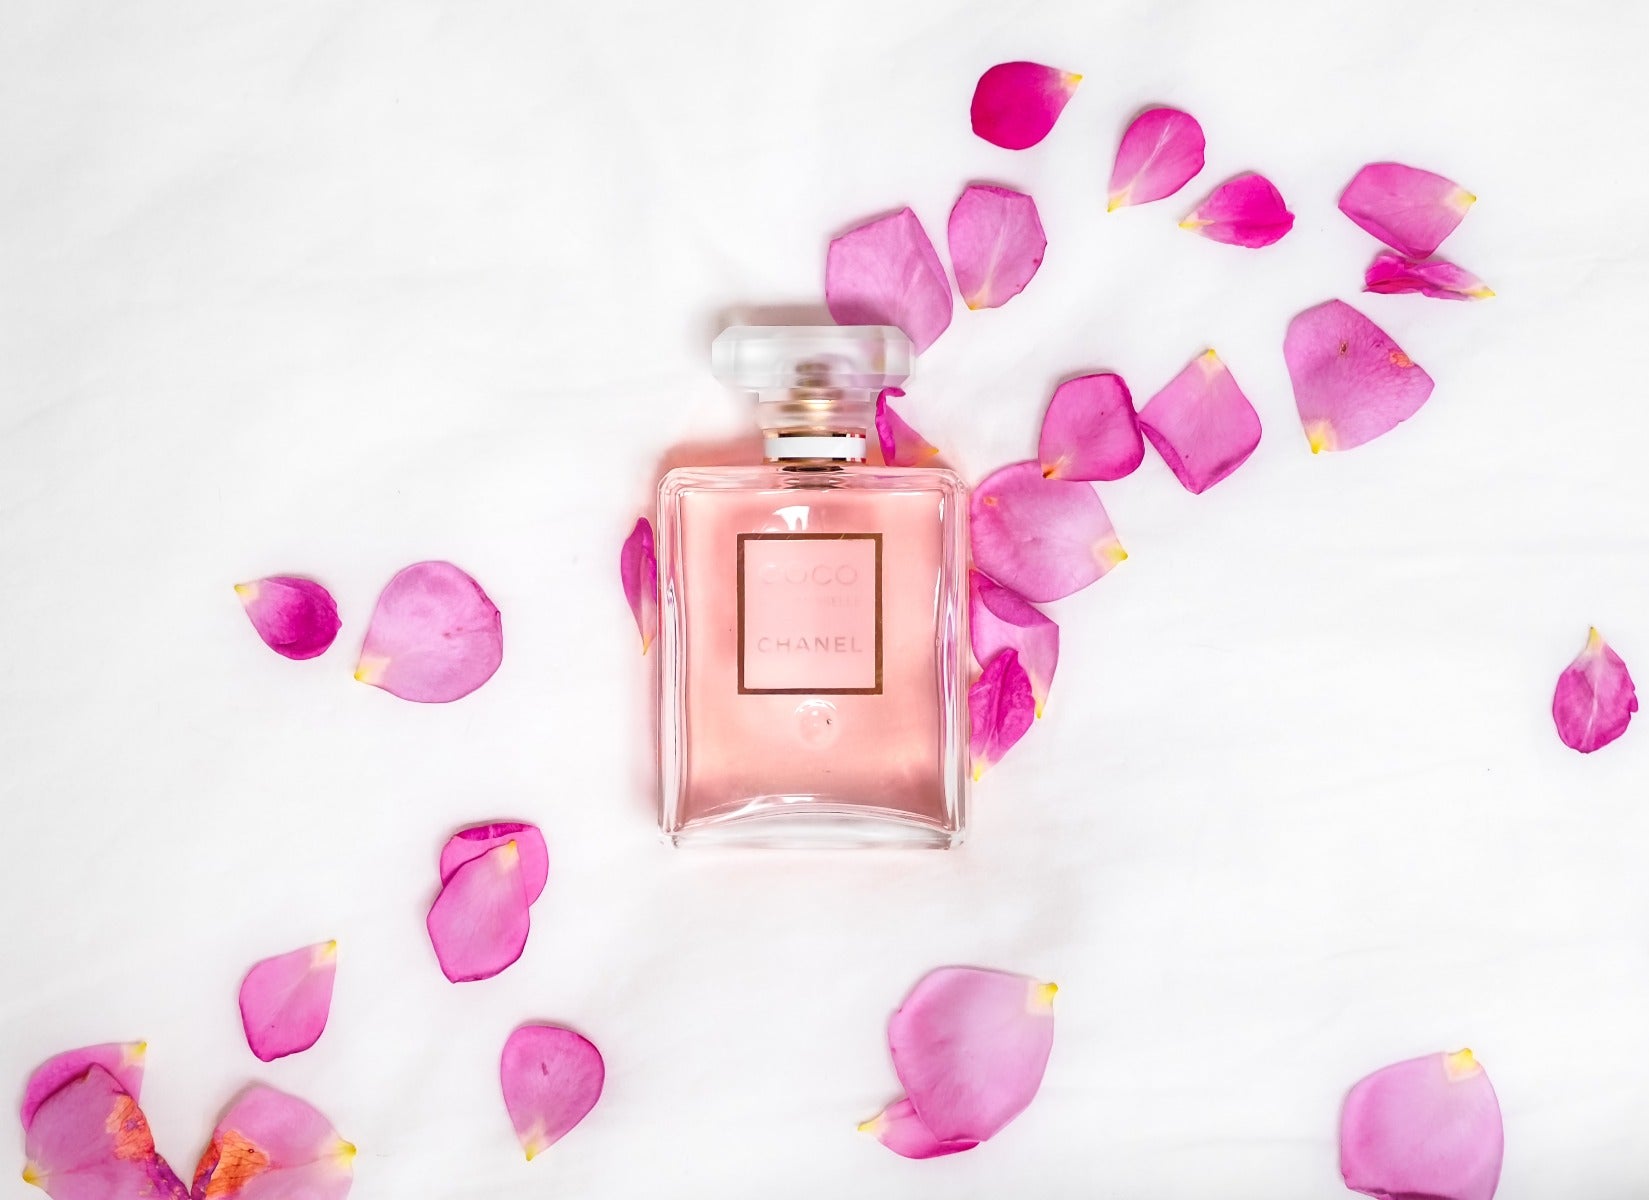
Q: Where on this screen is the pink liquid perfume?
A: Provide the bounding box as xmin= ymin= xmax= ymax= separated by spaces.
xmin=658 ymin=327 xmax=969 ymax=847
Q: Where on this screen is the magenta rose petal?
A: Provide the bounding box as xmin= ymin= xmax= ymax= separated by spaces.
xmin=234 ymin=576 xmax=340 ymax=661
xmin=1552 ymin=627 xmax=1638 ymax=753
xmin=1038 ymin=372 xmax=1143 ymax=482
xmin=875 ymin=387 xmax=939 ymax=467
xmin=825 ymin=208 xmax=953 ymax=353
xmin=22 ymin=1066 xmax=188 ymax=1200
xmin=1340 ymin=1050 xmax=1503 ymax=1200
xmin=20 ymin=1042 xmax=146 ymax=1130
xmin=439 ymin=821 xmax=549 ymax=904
xmin=888 ymin=967 xmax=1057 ymax=1143
xmin=970 ymin=572 xmax=1058 ymax=718
xmin=238 ymin=941 xmax=338 ymax=1063
xmin=859 ymin=1097 xmax=978 ymax=1160
xmin=1137 ymin=350 xmax=1262 ymax=494
xmin=1340 ymin=162 xmax=1476 ymax=258
xmin=970 ymin=62 xmax=1081 ymax=150
xmin=1284 ymin=299 xmax=1435 ymax=453
xmin=354 ymin=560 xmax=503 ymax=703
xmin=970 ymin=462 xmax=1125 ymax=603
xmin=1365 ymin=251 xmax=1495 ymax=301
xmin=426 ymin=840 xmax=531 ymax=983
xmin=192 ymin=1085 xmax=355 ymax=1200
xmin=969 ymin=649 xmax=1036 ymax=780
xmin=500 ymin=1025 xmax=605 ymax=1161
xmin=1106 ymin=107 xmax=1205 ymax=210
xmin=1180 ymin=173 xmax=1294 ymax=247
xmin=619 ymin=518 xmax=659 ymax=654
xmin=947 ymin=184 xmax=1046 ymax=310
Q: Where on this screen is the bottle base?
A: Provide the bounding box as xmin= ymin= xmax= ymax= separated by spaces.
xmin=663 ymin=803 xmax=962 ymax=850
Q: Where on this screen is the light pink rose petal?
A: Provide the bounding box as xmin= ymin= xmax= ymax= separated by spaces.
xmin=969 ymin=649 xmax=1036 ymax=780
xmin=888 ymin=966 xmax=1057 ymax=1143
xmin=1180 ymin=173 xmax=1294 ymax=247
xmin=500 ymin=1025 xmax=605 ymax=1161
xmin=1552 ymin=627 xmax=1638 ymax=753
xmin=825 ymin=208 xmax=953 ymax=353
xmin=355 ymin=560 xmax=502 ymax=703
xmin=858 ymin=1097 xmax=978 ymax=1160
xmin=970 ymin=572 xmax=1058 ymax=718
xmin=238 ymin=941 xmax=338 ymax=1063
xmin=1038 ymin=372 xmax=1143 ymax=482
xmin=234 ymin=577 xmax=340 ymax=661
xmin=947 ymin=184 xmax=1046 ymax=310
xmin=619 ymin=518 xmax=658 ymax=654
xmin=1137 ymin=350 xmax=1262 ymax=494
xmin=1364 ymin=251 xmax=1495 ymax=301
xmin=22 ymin=1066 xmax=188 ymax=1200
xmin=1107 ymin=107 xmax=1206 ymax=210
xmin=426 ymin=840 xmax=531 ymax=983
xmin=1340 ymin=1050 xmax=1503 ymax=1200
xmin=1284 ymin=299 xmax=1435 ymax=453
xmin=191 ymin=1084 xmax=354 ymax=1200
xmin=970 ymin=461 xmax=1125 ymax=603
xmin=875 ymin=387 xmax=939 ymax=467
xmin=439 ymin=821 xmax=549 ymax=904
xmin=970 ymin=62 xmax=1081 ymax=150
xmin=1340 ymin=162 xmax=1476 ymax=258
xmin=20 ymin=1043 xmax=146 ymax=1130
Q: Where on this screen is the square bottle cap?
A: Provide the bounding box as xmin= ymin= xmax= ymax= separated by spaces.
xmin=711 ymin=326 xmax=912 ymax=392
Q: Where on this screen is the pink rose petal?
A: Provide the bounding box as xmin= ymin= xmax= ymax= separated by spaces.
xmin=234 ymin=577 xmax=340 ymax=661
xmin=619 ymin=518 xmax=658 ymax=654
xmin=1137 ymin=350 xmax=1262 ymax=494
xmin=354 ymin=560 xmax=503 ymax=703
xmin=238 ymin=940 xmax=338 ymax=1063
xmin=1340 ymin=1049 xmax=1503 ymax=1200
xmin=426 ymin=840 xmax=531 ymax=983
xmin=970 ymin=462 xmax=1125 ymax=603
xmin=970 ymin=62 xmax=1081 ymax=150
xmin=500 ymin=1025 xmax=605 ymax=1161
xmin=1107 ymin=107 xmax=1205 ymax=210
xmin=969 ymin=649 xmax=1036 ymax=780
xmin=22 ymin=1066 xmax=187 ymax=1200
xmin=970 ymin=571 xmax=1058 ymax=718
xmin=825 ymin=208 xmax=953 ymax=353
xmin=947 ymin=184 xmax=1046 ymax=310
xmin=1180 ymin=173 xmax=1294 ymax=247
xmin=1284 ymin=299 xmax=1435 ymax=453
xmin=1038 ymin=372 xmax=1143 ymax=482
xmin=191 ymin=1085 xmax=354 ymax=1200
xmin=875 ymin=387 xmax=939 ymax=467
xmin=20 ymin=1043 xmax=146 ymax=1130
xmin=439 ymin=821 xmax=549 ymax=904
xmin=1340 ymin=162 xmax=1476 ymax=258
xmin=888 ymin=966 xmax=1057 ymax=1143
xmin=1552 ymin=627 xmax=1638 ymax=753
xmin=1364 ymin=251 xmax=1495 ymax=301
xmin=858 ymin=1097 xmax=978 ymax=1160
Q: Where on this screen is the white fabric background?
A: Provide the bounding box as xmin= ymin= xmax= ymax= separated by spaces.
xmin=3 ymin=1 xmax=1647 ymax=1196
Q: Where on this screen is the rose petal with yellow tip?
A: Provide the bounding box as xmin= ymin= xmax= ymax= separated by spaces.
xmin=238 ymin=941 xmax=338 ymax=1063
xmin=426 ymin=840 xmax=531 ymax=983
xmin=1365 ymin=251 xmax=1494 ymax=301
xmin=619 ymin=518 xmax=658 ymax=654
xmin=946 ymin=184 xmax=1046 ymax=310
xmin=1038 ymin=372 xmax=1143 ymax=482
xmin=970 ymin=461 xmax=1125 ymax=603
xmin=825 ymin=208 xmax=953 ymax=353
xmin=1285 ymin=299 xmax=1434 ymax=453
xmin=500 ymin=1025 xmax=604 ymax=1161
xmin=970 ymin=572 xmax=1058 ymax=718
xmin=1340 ymin=162 xmax=1475 ymax=258
xmin=969 ymin=649 xmax=1035 ymax=780
xmin=1180 ymin=173 xmax=1294 ymax=247
xmin=20 ymin=1042 xmax=146 ymax=1130
xmin=22 ymin=1065 xmax=188 ymax=1200
xmin=970 ymin=62 xmax=1081 ymax=150
xmin=874 ymin=388 xmax=939 ymax=467
xmin=1138 ymin=350 xmax=1262 ymax=494
xmin=191 ymin=1085 xmax=354 ymax=1200
xmin=234 ymin=576 xmax=340 ymax=661
xmin=439 ymin=821 xmax=549 ymax=904
xmin=1340 ymin=1049 xmax=1502 ymax=1200
xmin=858 ymin=1097 xmax=978 ymax=1160
xmin=1552 ymin=627 xmax=1637 ymax=753
xmin=355 ymin=560 xmax=502 ymax=703
xmin=1107 ymin=107 xmax=1205 ymax=210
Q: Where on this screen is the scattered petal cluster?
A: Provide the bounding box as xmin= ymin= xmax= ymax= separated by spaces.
xmin=1341 ymin=162 xmax=1493 ymax=301
xmin=427 ymin=821 xmax=549 ymax=982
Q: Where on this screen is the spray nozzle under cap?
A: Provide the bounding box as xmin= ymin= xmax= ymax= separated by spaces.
xmin=711 ymin=325 xmax=912 ymax=392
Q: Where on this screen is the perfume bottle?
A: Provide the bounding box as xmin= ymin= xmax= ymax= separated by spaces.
xmin=658 ymin=326 xmax=969 ymax=848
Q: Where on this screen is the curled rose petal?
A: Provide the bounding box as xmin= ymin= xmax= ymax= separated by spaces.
xmin=192 ymin=1085 xmax=354 ymax=1200
xmin=888 ymin=966 xmax=1056 ymax=1143
xmin=234 ymin=577 xmax=340 ymax=661
xmin=355 ymin=560 xmax=503 ymax=703
xmin=969 ymin=62 xmax=1081 ymax=150
xmin=439 ymin=821 xmax=549 ymax=904
xmin=500 ymin=1025 xmax=605 ymax=1161
xmin=969 ymin=649 xmax=1035 ymax=780
xmin=426 ymin=840 xmax=530 ymax=983
xmin=970 ymin=572 xmax=1058 ymax=718
xmin=1340 ymin=1049 xmax=1503 ymax=1200
xmin=1137 ymin=350 xmax=1262 ymax=494
xmin=1340 ymin=162 xmax=1475 ymax=258
xmin=1552 ymin=627 xmax=1637 ymax=753
xmin=970 ymin=462 xmax=1125 ymax=603
xmin=20 ymin=1043 xmax=145 ymax=1130
xmin=22 ymin=1066 xmax=187 ymax=1200
xmin=1284 ymin=299 xmax=1434 ymax=453
xmin=875 ymin=387 xmax=939 ymax=467
xmin=619 ymin=518 xmax=658 ymax=654
xmin=1364 ymin=251 xmax=1494 ymax=301
xmin=1038 ymin=372 xmax=1143 ymax=482
xmin=239 ymin=941 xmax=338 ymax=1063
xmin=858 ymin=1098 xmax=977 ymax=1160
xmin=947 ymin=184 xmax=1046 ymax=310
xmin=825 ymin=208 xmax=952 ymax=353
xmin=1180 ymin=173 xmax=1294 ymax=247
xmin=1107 ymin=107 xmax=1205 ymax=210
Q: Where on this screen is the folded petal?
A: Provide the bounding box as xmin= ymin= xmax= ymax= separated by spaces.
xmin=888 ymin=967 xmax=1056 ymax=1143
xmin=619 ymin=518 xmax=658 ymax=654
xmin=970 ymin=62 xmax=1081 ymax=150
xmin=1180 ymin=173 xmax=1294 ymax=247
xmin=426 ymin=840 xmax=530 ymax=983
xmin=439 ymin=821 xmax=549 ymax=904
xmin=191 ymin=1085 xmax=354 ymax=1200
xmin=1553 ymin=627 xmax=1638 ymax=753
xmin=1284 ymin=299 xmax=1435 ymax=453
xmin=858 ymin=1098 xmax=978 ymax=1160
xmin=970 ymin=462 xmax=1125 ymax=603
xmin=947 ymin=184 xmax=1046 ymax=310
xmin=970 ymin=572 xmax=1058 ymax=718
xmin=1137 ymin=350 xmax=1262 ymax=494
xmin=825 ymin=208 xmax=953 ymax=353
xmin=875 ymin=387 xmax=939 ymax=467
xmin=500 ymin=1026 xmax=605 ymax=1161
xmin=1038 ymin=372 xmax=1143 ymax=482
xmin=234 ymin=577 xmax=340 ymax=661
xmin=1107 ymin=107 xmax=1205 ymax=210
xmin=355 ymin=560 xmax=503 ymax=703
xmin=1340 ymin=162 xmax=1475 ymax=258
xmin=238 ymin=941 xmax=338 ymax=1063
xmin=1364 ymin=251 xmax=1494 ymax=301
xmin=23 ymin=1066 xmax=188 ymax=1200
xmin=1340 ymin=1049 xmax=1503 ymax=1200
xmin=20 ymin=1043 xmax=146 ymax=1130
xmin=969 ymin=650 xmax=1036 ymax=780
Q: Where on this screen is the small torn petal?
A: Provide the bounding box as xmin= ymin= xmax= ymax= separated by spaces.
xmin=875 ymin=387 xmax=939 ymax=467
xmin=947 ymin=184 xmax=1046 ymax=310
xmin=426 ymin=840 xmax=531 ymax=983
xmin=970 ymin=461 xmax=1125 ymax=603
xmin=1364 ymin=251 xmax=1494 ymax=301
xmin=970 ymin=571 xmax=1058 ymax=718
xmin=191 ymin=1085 xmax=354 ymax=1200
xmin=1340 ymin=1050 xmax=1503 ymax=1200
xmin=1107 ymin=107 xmax=1205 ymax=210
xmin=500 ymin=1026 xmax=605 ymax=1161
xmin=825 ymin=208 xmax=953 ymax=353
xmin=239 ymin=941 xmax=338 ymax=1063
xmin=1285 ymin=299 xmax=1435 ymax=453
xmin=1180 ymin=173 xmax=1294 ymax=247
xmin=1552 ymin=627 xmax=1637 ymax=753
xmin=969 ymin=649 xmax=1036 ymax=780
xmin=234 ymin=577 xmax=340 ymax=661
xmin=22 ymin=1066 xmax=188 ymax=1200
xmin=620 ymin=518 xmax=658 ymax=654
xmin=1038 ymin=372 xmax=1143 ymax=482
xmin=1340 ymin=162 xmax=1475 ymax=258
xmin=858 ymin=1098 xmax=978 ymax=1160
xmin=439 ymin=821 xmax=549 ymax=905
xmin=20 ymin=1043 xmax=146 ymax=1131
xmin=355 ymin=560 xmax=503 ymax=703
xmin=970 ymin=62 xmax=1081 ymax=150
xmin=1138 ymin=350 xmax=1262 ymax=494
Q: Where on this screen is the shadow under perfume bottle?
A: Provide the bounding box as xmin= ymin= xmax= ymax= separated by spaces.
xmin=658 ymin=326 xmax=969 ymax=848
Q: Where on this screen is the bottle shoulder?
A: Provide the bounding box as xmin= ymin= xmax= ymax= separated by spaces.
xmin=661 ymin=464 xmax=966 ymax=496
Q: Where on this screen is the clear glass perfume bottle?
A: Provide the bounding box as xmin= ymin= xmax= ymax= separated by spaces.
xmin=658 ymin=326 xmax=969 ymax=848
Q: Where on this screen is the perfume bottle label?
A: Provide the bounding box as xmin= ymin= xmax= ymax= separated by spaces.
xmin=736 ymin=533 xmax=883 ymax=694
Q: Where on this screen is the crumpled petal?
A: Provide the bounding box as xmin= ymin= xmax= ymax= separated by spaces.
xmin=234 ymin=577 xmax=340 ymax=661
xmin=426 ymin=840 xmax=530 ymax=983
xmin=858 ymin=1097 xmax=978 ymax=1160
xmin=970 ymin=462 xmax=1125 ymax=603
xmin=439 ymin=821 xmax=549 ymax=905
xmin=20 ymin=1043 xmax=146 ymax=1130
xmin=1285 ymin=299 xmax=1435 ymax=453
xmin=1180 ymin=173 xmax=1294 ymax=247
xmin=887 ymin=967 xmax=1057 ymax=1143
xmin=946 ymin=184 xmax=1046 ymax=310
xmin=619 ymin=518 xmax=658 ymax=654
xmin=875 ymin=387 xmax=939 ymax=467
xmin=1137 ymin=350 xmax=1262 ymax=494
xmin=970 ymin=572 xmax=1058 ymax=718
xmin=1364 ymin=251 xmax=1494 ymax=301
xmin=1107 ymin=107 xmax=1205 ymax=210
xmin=191 ymin=1085 xmax=354 ymax=1200
xmin=354 ymin=560 xmax=503 ymax=703
xmin=825 ymin=208 xmax=952 ymax=353
xmin=1553 ymin=627 xmax=1638 ymax=753
xmin=1340 ymin=1050 xmax=1503 ymax=1200
xmin=500 ymin=1025 xmax=605 ymax=1161
xmin=1038 ymin=372 xmax=1143 ymax=482
xmin=238 ymin=941 xmax=338 ymax=1063
xmin=22 ymin=1066 xmax=188 ymax=1200
xmin=969 ymin=650 xmax=1036 ymax=780
xmin=969 ymin=62 xmax=1081 ymax=150
xmin=1340 ymin=162 xmax=1475 ymax=258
